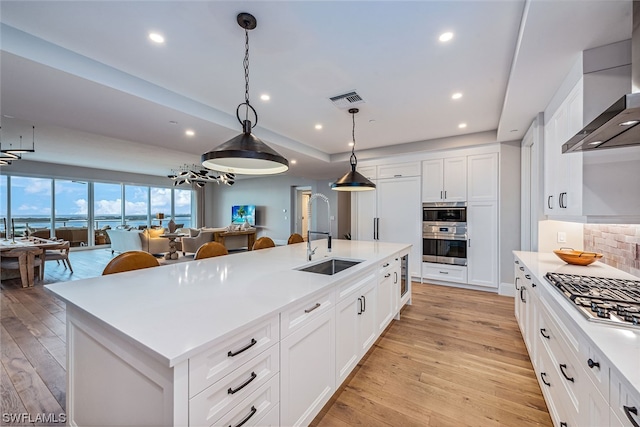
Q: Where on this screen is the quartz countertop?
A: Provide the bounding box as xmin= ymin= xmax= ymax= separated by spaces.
xmin=513 ymin=251 xmax=640 ymax=396
xmin=46 ymin=240 xmax=410 ymax=367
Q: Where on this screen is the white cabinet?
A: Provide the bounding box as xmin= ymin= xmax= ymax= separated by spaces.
xmin=335 ymin=272 xmax=377 ymax=386
xmin=376 ymin=257 xmax=396 ymax=333
xmin=610 ymin=370 xmax=640 ymax=427
xmin=467 ymin=153 xmax=498 ymax=202
xmin=467 ymin=201 xmax=498 ymax=288
xmin=280 ymin=293 xmax=335 ymax=426
xmin=377 ymin=162 xmax=420 ymax=179
xmin=421 ymin=157 xmax=466 ymax=202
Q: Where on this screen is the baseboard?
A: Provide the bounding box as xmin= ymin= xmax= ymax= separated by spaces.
xmin=499 ymin=281 xmax=516 ymax=297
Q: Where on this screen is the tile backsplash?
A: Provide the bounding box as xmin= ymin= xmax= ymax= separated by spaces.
xmin=583 ymin=224 xmax=640 ymax=277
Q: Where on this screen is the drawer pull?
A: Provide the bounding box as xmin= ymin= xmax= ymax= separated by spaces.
xmin=560 ymin=423 xmax=567 ymax=427
xmin=559 ymin=364 xmax=574 ymax=382
xmin=624 ymin=406 xmax=639 ymax=427
xmin=362 ymin=295 xmax=366 ymax=312
xmin=540 ymin=328 xmax=550 ymax=339
xmin=519 ymin=266 xmax=524 ymax=271
xmin=304 ymin=302 xmax=321 ymax=313
xmin=515 ymin=277 xmax=520 ymax=290
xmin=228 ymin=338 xmax=257 ymax=357
xmin=515 ymin=260 xmax=519 ymax=264
xmin=231 ymin=405 xmax=257 ymax=427
xmin=541 ymin=372 xmax=550 ymax=387
xmin=520 ymin=287 xmax=526 ymax=303
xmin=525 ymin=274 xmax=531 ymax=279
xmin=383 ymin=263 xmax=390 ymax=268
xmin=384 ymin=273 xmax=391 ymax=278
xmin=587 ymin=358 xmax=600 ymax=369
xmin=357 ymin=297 xmax=363 ymax=315
xmin=439 ymin=271 xmax=449 ymax=274
xmin=228 ymin=372 xmax=257 ymax=395
xmin=394 ymin=271 xmax=398 ymax=283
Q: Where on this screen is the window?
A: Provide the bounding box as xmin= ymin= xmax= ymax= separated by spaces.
xmin=150 ymin=187 xmax=171 ymax=227
xmin=174 ymin=189 xmax=193 ymax=228
xmin=94 ymin=182 xmax=122 ymax=230
xmin=0 ymin=175 xmax=7 ymax=237
xmin=124 ymin=185 xmax=148 ymax=229
xmin=55 ymin=180 xmax=89 ymax=245
xmin=10 ymin=176 xmax=52 ymax=236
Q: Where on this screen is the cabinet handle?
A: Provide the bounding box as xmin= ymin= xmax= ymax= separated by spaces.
xmin=357 ymin=297 xmax=363 ymax=315
xmin=468 ymin=239 xmax=471 ymax=247
xmin=520 ymin=287 xmax=526 ymax=303
xmin=394 ymin=272 xmax=398 ymax=283
xmin=559 ymin=364 xmax=575 ymax=382
xmin=228 ymin=372 xmax=257 ymax=395
xmin=624 ymin=406 xmax=639 ymax=427
xmin=230 ymin=405 xmax=257 ymax=427
xmin=519 ymin=266 xmax=524 ymax=271
xmin=560 ymin=192 xmax=567 ymax=208
xmin=444 ymin=190 xmax=447 ymax=199
xmin=383 ymin=263 xmax=390 ymax=268
xmin=548 ymin=195 xmax=553 ymax=209
xmin=439 ymin=271 xmax=449 ymax=274
xmin=560 ymin=423 xmax=567 ymax=427
xmin=362 ymin=295 xmax=366 ymax=312
xmin=394 ymin=174 xmax=402 ymax=177
xmin=384 ymin=273 xmax=391 ymax=278
xmin=228 ymin=338 xmax=257 ymax=357
xmin=540 ymin=328 xmax=550 ymax=339
xmin=515 ymin=260 xmax=519 ymax=264
xmin=375 ymin=218 xmax=380 ymax=240
xmin=541 ymin=372 xmax=550 ymax=387
xmin=440 ymin=190 xmax=443 ymax=200
xmin=515 ymin=277 xmax=520 ymax=291
xmin=587 ymin=358 xmax=600 ymax=369
xmin=304 ymin=302 xmax=321 ymax=313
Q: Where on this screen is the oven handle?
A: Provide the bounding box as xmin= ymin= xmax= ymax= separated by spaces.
xmin=422 ymin=234 xmax=467 ymax=241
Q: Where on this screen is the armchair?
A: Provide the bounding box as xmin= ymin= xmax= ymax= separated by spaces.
xmin=180 ymin=230 xmax=215 ymax=255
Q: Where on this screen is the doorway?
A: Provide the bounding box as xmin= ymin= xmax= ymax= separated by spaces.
xmin=294 ymin=186 xmax=312 ymax=239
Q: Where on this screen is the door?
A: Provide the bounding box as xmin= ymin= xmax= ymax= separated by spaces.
xmin=294 ymin=187 xmax=312 ymax=237
xmin=467 ymin=201 xmax=498 ymax=288
xmin=352 ymin=189 xmax=376 ymax=241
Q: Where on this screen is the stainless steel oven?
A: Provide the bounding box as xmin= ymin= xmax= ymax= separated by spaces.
xmin=422 ymin=202 xmax=467 ymax=266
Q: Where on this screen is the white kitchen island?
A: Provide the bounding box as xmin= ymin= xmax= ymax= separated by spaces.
xmin=46 ymin=240 xmax=411 ymax=427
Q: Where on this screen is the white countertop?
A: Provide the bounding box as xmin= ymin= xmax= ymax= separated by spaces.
xmin=46 ymin=240 xmax=410 ymax=367
xmin=513 ymin=251 xmax=640 ymax=395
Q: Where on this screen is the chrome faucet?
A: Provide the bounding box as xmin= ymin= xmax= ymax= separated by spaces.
xmin=306 ymin=193 xmax=332 ymax=261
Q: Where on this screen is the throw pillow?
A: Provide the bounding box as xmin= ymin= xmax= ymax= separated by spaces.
xmin=189 ymin=228 xmax=200 ymax=237
xmin=149 ymin=227 xmax=165 ymax=238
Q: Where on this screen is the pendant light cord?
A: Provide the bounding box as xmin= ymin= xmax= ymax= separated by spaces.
xmin=350 ymin=110 xmax=357 ymax=168
xmin=244 ymin=27 xmax=250 ymax=121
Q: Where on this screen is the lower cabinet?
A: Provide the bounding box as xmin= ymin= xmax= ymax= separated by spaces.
xmin=376 ymin=257 xmax=396 ymax=332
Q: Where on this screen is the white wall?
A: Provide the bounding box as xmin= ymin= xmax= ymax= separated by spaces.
xmin=538 ymin=220 xmax=584 ymax=252
xmin=499 ymin=141 xmax=522 ymax=287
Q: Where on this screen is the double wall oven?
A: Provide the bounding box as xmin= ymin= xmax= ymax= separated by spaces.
xmin=422 ymin=202 xmax=467 ymax=266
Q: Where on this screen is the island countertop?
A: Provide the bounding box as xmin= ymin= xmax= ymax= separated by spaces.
xmin=46 ymin=240 xmax=410 ymax=367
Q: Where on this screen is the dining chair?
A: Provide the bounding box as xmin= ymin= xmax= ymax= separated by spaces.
xmin=194 ymin=242 xmax=229 ymax=260
xmin=45 ymin=240 xmax=73 ymax=273
xmin=102 ymin=251 xmax=160 ymax=275
xmin=252 ymin=236 xmax=275 ymax=250
xmin=287 ymin=233 xmax=304 ymax=244
xmin=0 ymin=247 xmax=44 ymax=287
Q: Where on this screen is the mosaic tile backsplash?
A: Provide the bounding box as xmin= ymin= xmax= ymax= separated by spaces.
xmin=583 ymin=224 xmax=640 ymax=277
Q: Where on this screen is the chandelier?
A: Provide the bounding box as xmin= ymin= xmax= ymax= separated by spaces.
xmin=168 ymin=164 xmax=235 ymax=188
xmin=0 ymin=125 xmax=37 ymax=166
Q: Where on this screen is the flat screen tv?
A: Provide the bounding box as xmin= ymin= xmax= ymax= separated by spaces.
xmin=231 ymin=205 xmax=256 ymax=226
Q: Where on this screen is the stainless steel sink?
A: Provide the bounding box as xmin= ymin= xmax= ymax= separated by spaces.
xmin=297 ymin=258 xmax=362 ymax=275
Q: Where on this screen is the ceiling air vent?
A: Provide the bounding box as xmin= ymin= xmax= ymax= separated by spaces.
xmin=329 ymin=91 xmax=364 ymax=109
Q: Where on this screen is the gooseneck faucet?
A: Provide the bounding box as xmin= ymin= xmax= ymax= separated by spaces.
xmin=306 ymin=193 xmax=332 ymax=261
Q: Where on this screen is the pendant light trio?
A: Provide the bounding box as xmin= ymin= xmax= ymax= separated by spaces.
xmin=200 ymin=12 xmax=374 ymax=192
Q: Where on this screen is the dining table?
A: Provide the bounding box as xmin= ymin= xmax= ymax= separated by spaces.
xmin=0 ymin=236 xmax=62 ymax=287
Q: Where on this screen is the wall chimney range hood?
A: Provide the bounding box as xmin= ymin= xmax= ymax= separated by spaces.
xmin=563 ymin=1 xmax=640 ymax=153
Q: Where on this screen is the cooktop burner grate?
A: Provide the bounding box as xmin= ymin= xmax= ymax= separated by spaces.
xmin=544 ymin=272 xmax=640 ymax=328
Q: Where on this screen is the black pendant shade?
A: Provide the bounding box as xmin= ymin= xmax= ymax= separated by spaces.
xmin=331 ymin=108 xmax=376 ymax=191
xmin=201 ymin=13 xmax=288 ymax=175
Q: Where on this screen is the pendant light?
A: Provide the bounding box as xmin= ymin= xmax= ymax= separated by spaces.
xmin=201 ymin=13 xmax=288 ymax=175
xmin=331 ymin=108 xmax=376 ymax=191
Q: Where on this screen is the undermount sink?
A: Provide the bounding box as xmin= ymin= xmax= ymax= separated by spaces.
xmin=296 ymin=258 xmax=362 ymax=275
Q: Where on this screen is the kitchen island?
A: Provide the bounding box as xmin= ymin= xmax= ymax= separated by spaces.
xmin=513 ymin=251 xmax=640 ymax=427
xmin=46 ymin=240 xmax=411 ymax=426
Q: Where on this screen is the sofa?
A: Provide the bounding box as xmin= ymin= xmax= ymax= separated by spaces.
xmin=106 ymin=228 xmax=171 ymax=255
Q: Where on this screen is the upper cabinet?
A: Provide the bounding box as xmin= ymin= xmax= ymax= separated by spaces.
xmin=421 ymin=157 xmax=466 ymax=202
xmin=468 ymin=153 xmax=498 ymax=202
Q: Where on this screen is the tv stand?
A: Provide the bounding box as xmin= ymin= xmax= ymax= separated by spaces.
xmin=213 ymin=228 xmax=257 ymax=251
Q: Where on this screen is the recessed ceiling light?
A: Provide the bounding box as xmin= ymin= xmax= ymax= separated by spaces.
xmin=458 ymin=123 xmax=467 ymax=129
xmin=260 ymin=94 xmax=270 ymax=101
xmin=619 ymin=120 xmax=639 ymax=126
xmin=149 ymin=32 xmax=165 ymax=44
xmin=185 ymin=130 xmax=195 ymax=136
xmin=315 ymin=124 xmax=323 ymax=130
xmin=348 ymin=141 xmax=354 ymax=147
xmin=451 ymin=92 xmax=462 ymax=100
xmin=439 ymin=32 xmax=454 ymax=42
xmin=291 ymin=159 xmax=297 ymax=164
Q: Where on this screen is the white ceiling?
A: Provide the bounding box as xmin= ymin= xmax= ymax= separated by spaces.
xmin=0 ymin=1 xmax=632 ymax=180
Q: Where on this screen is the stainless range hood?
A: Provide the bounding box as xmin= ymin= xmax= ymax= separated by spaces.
xmin=563 ymin=1 xmax=640 ymax=153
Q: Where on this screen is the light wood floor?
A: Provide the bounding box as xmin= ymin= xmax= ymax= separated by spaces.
xmin=0 ymin=249 xmax=552 ymax=426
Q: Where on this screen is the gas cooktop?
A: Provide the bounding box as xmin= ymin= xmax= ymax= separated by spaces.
xmin=545 ymin=272 xmax=640 ymax=328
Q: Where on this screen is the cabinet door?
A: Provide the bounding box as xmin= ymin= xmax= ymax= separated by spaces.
xmin=421 ymin=159 xmax=444 ymax=202
xmin=335 ymin=296 xmax=360 ymax=386
xmin=468 ymin=153 xmax=498 ymax=202
xmin=280 ymin=309 xmax=335 ymax=426
xmin=580 ymin=385 xmax=609 ymax=427
xmin=359 ymin=279 xmax=378 ymax=355
xmin=561 ymin=83 xmax=584 ymax=216
xmin=467 ymin=202 xmax=498 ymax=288
xmin=376 ymin=176 xmax=421 ymax=278
xmin=443 ymin=157 xmax=467 ymax=201
xmin=352 ymin=188 xmax=376 ymax=241
xmin=377 ymin=267 xmax=394 ymax=332
xmin=543 ymin=116 xmax=557 ymax=215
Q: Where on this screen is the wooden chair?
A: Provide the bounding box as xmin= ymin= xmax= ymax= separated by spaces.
xmin=45 ymin=240 xmax=73 ymax=273
xmin=287 ymin=233 xmax=304 ymax=244
xmin=0 ymin=247 xmax=44 ymax=287
xmin=252 ymin=236 xmax=275 ymax=250
xmin=102 ymin=251 xmax=160 ymax=275
xmin=194 ymin=242 xmax=229 ymax=260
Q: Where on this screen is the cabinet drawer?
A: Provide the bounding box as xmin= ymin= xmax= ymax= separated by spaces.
xmin=280 ymin=288 xmax=335 ymax=338
xmin=336 ymin=269 xmax=375 ymax=301
xmin=610 ymin=370 xmax=640 ymax=427
xmin=189 ymin=315 xmax=279 ymax=397
xmin=214 ymin=374 xmax=279 ymax=427
xmin=422 ymin=263 xmax=467 ymax=284
xmin=190 ymin=344 xmax=279 ymax=426
xmin=377 ymin=162 xmax=420 ymax=179
xmin=579 ymin=338 xmax=609 ymax=402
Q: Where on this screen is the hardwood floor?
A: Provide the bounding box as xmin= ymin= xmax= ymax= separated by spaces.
xmin=0 ymin=250 xmax=551 ymax=426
